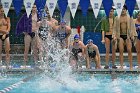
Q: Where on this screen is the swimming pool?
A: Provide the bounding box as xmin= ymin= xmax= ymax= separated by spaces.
xmin=0 ymin=72 xmax=140 ymax=93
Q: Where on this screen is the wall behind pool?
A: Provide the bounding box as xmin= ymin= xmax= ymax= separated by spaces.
xmin=8 ymin=8 xmax=136 ymax=53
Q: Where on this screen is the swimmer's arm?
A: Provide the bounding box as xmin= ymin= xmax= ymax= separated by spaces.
xmin=66 ymin=26 xmax=71 ymax=38
xmin=112 ymin=17 xmax=117 ymax=39
xmin=51 ymin=23 xmax=57 ymax=31
xmin=130 ymin=18 xmax=137 ymax=40
xmin=37 ymin=21 xmax=41 ymax=27
xmin=6 ymin=17 xmax=11 ymax=33
xmin=85 ymin=46 xmax=90 ymax=69
xmin=80 ymin=42 xmax=85 ymax=57
xmin=54 ymin=20 xmax=58 ymax=26
xmin=101 ymin=31 xmax=105 ymax=43
xmin=94 ymin=46 xmax=100 ymax=63
xmin=65 ymin=27 xmax=71 ymax=48
xmin=101 ymin=19 xmax=105 ymax=42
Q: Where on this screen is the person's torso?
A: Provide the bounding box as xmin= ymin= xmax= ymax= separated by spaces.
xmin=106 ymin=18 xmax=113 ymax=35
xmin=32 ymin=13 xmax=38 ymax=32
xmin=120 ymin=16 xmax=127 ymax=35
xmin=0 ymin=18 xmax=8 ymax=35
xmin=87 ymin=45 xmax=95 ymax=53
xmin=73 ymin=41 xmax=82 ymax=49
xmin=56 ymin=26 xmax=67 ymax=40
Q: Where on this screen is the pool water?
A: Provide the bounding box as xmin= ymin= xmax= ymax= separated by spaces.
xmin=1 ymin=73 xmax=140 ymax=93
xmin=0 ymin=74 xmax=27 ymax=90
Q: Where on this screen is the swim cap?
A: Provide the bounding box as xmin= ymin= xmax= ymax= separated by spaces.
xmin=74 ymin=34 xmax=80 ymax=39
xmin=87 ymin=39 xmax=93 ymax=44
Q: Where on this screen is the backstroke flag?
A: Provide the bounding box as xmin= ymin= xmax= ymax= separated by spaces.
xmin=58 ymin=0 xmax=68 ymax=18
xmin=13 ymin=0 xmax=23 ymax=16
xmin=35 ymin=0 xmax=46 ymax=17
xmin=68 ymin=0 xmax=80 ymax=18
xmin=102 ymin=0 xmax=113 ymax=17
xmin=125 ymin=0 xmax=136 ymax=17
xmin=24 ymin=0 xmax=35 ymax=17
xmin=90 ymin=0 xmax=102 ymax=18
xmin=113 ymin=0 xmax=125 ymax=17
xmin=46 ymin=0 xmax=58 ymax=18
xmin=79 ymin=0 xmax=90 ymax=16
xmin=1 ymin=0 xmax=12 ymax=17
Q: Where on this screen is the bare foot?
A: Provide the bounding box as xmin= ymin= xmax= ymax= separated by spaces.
xmin=119 ymin=66 xmax=123 ymax=70
xmin=96 ymin=66 xmax=101 ymax=69
xmin=137 ymin=66 xmax=140 ymax=70
xmin=130 ymin=67 xmax=133 ymax=71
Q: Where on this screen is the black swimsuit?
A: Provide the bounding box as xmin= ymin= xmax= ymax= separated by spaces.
xmin=0 ymin=34 xmax=9 ymax=41
xmin=28 ymin=32 xmax=35 ymax=38
xmin=120 ymin=35 xmax=127 ymax=41
xmin=87 ymin=47 xmax=96 ymax=58
xmin=105 ymin=35 xmax=112 ymax=41
xmin=72 ymin=48 xmax=82 ymax=60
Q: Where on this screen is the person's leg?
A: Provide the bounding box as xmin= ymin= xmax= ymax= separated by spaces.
xmin=104 ymin=37 xmax=111 ymax=68
xmin=126 ymin=38 xmax=133 ymax=70
xmin=136 ymin=39 xmax=140 ymax=68
xmin=24 ymin=34 xmax=31 ymax=67
xmin=4 ymin=37 xmax=10 ymax=68
xmin=0 ymin=39 xmax=2 ymax=66
xmin=32 ymin=36 xmax=39 ymax=63
xmin=94 ymin=56 xmax=101 ymax=69
xmin=112 ymin=39 xmax=117 ymax=68
xmin=118 ymin=38 xmax=124 ymax=69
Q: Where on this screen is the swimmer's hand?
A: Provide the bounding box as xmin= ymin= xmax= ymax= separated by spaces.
xmin=2 ymin=34 xmax=6 ymax=40
xmin=112 ymin=35 xmax=117 ymax=41
xmin=101 ymin=39 xmax=105 ymax=44
xmin=130 ymin=36 xmax=134 ymax=42
xmin=23 ymin=32 xmax=28 ymax=35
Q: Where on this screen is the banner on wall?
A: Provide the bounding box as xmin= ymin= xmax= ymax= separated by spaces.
xmin=102 ymin=0 xmax=113 ymax=17
xmin=13 ymin=0 xmax=23 ymax=15
xmin=90 ymin=0 xmax=102 ymax=18
xmin=24 ymin=0 xmax=35 ymax=17
xmin=113 ymin=0 xmax=125 ymax=17
xmin=1 ymin=0 xmax=12 ymax=17
xmin=68 ymin=0 xmax=80 ymax=18
xmin=46 ymin=0 xmax=57 ymax=18
xmin=79 ymin=0 xmax=90 ymax=16
xmin=126 ymin=0 xmax=136 ymax=17
xmin=58 ymin=0 xmax=68 ymax=18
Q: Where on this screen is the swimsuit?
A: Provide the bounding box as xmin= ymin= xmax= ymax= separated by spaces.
xmin=0 ymin=34 xmax=9 ymax=41
xmin=28 ymin=32 xmax=35 ymax=38
xmin=56 ymin=27 xmax=67 ymax=42
xmin=120 ymin=35 xmax=127 ymax=41
xmin=72 ymin=48 xmax=82 ymax=60
xmin=87 ymin=46 xmax=96 ymax=58
xmin=105 ymin=35 xmax=112 ymax=41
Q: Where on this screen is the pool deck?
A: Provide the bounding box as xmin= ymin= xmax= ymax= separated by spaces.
xmin=1 ymin=66 xmax=140 ymax=74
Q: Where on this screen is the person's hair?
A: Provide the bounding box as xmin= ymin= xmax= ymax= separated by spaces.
xmin=123 ymin=5 xmax=127 ymax=10
xmin=111 ymin=6 xmax=116 ymax=10
xmin=0 ymin=5 xmax=7 ymax=19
